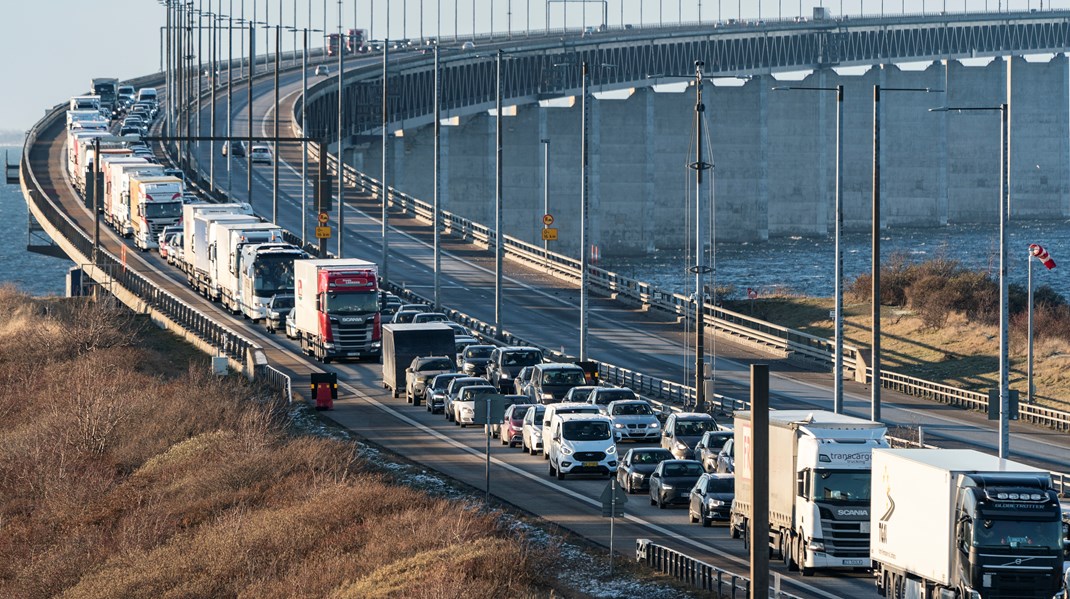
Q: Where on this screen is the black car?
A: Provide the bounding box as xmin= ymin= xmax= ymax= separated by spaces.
xmin=695 ymin=430 xmax=733 ymax=473
xmin=486 ymin=346 xmax=544 ymax=393
xmin=264 ymin=294 xmax=294 ymax=334
xmin=460 ymin=344 xmax=496 ymax=377
xmin=616 ymin=447 xmax=674 ymax=494
xmin=688 ymin=473 xmax=734 ymax=526
xmin=649 ymin=459 xmax=704 ymax=509
xmin=425 ymin=373 xmax=467 ymax=414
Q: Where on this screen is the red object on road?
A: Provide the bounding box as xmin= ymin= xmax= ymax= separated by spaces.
xmin=314 ymin=382 xmax=334 ymax=410
xmin=1029 ymin=244 xmax=1056 ymax=270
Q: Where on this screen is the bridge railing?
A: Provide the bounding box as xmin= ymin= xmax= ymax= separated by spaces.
xmin=636 ymin=539 xmax=800 ymax=599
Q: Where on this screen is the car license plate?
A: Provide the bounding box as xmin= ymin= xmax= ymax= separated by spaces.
xmin=582 ymin=461 xmax=598 ymax=468
xmin=843 ymin=559 xmax=866 ymax=566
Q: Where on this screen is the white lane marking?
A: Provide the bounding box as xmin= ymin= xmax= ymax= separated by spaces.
xmin=336 ymin=378 xmax=843 ymax=599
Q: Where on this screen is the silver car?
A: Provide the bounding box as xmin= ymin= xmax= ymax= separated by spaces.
xmin=606 ymin=399 xmax=661 ymax=442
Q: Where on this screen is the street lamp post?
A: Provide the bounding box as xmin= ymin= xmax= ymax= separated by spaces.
xmin=433 ymin=42 xmax=442 ymax=309
xmin=541 ymin=138 xmax=549 ymax=261
xmin=870 ymin=84 xmax=942 ymax=422
xmin=930 ymin=102 xmax=1010 ymax=458
xmin=689 ymin=60 xmax=714 ymax=412
xmin=775 ymin=84 xmax=845 ymax=414
xmin=336 ymin=0 xmax=345 ymax=257
xmin=580 ymin=60 xmax=590 ymax=361
xmin=381 ymin=39 xmax=390 ymax=284
xmin=495 ymin=49 xmax=505 ymax=339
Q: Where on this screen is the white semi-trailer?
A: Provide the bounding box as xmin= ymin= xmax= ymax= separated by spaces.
xmin=180 ymin=203 xmax=255 ymax=294
xmin=209 ymin=222 xmax=284 ymax=312
xmin=730 ymin=410 xmax=888 ymax=575
xmin=237 ymin=242 xmax=307 ymax=322
xmin=871 ymin=449 xmax=1065 ymax=599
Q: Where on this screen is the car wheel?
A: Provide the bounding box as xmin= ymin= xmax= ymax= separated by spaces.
xmin=701 ymin=509 xmax=712 ymax=528
xmin=649 ymin=491 xmax=657 ymax=506
xmin=555 ymin=464 xmax=565 ymax=480
xmin=548 ymin=460 xmax=556 ymax=478
xmin=657 ymin=493 xmax=666 ymax=509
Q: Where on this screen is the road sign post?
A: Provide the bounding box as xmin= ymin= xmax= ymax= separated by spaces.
xmin=600 ymin=478 xmax=628 ymax=574
xmin=473 ymin=394 xmax=511 ymax=505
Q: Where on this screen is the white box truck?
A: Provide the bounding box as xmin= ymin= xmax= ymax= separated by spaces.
xmin=293 ymin=258 xmax=381 ymax=363
xmin=871 ymin=449 xmax=1065 ymax=599
xmin=180 ymin=203 xmax=255 ymax=293
xmin=731 ymin=409 xmax=888 ymax=575
xmin=237 ymin=242 xmax=307 ymax=321
xmin=208 ymin=222 xmax=284 ymax=312
xmin=189 ymin=213 xmax=258 ymax=297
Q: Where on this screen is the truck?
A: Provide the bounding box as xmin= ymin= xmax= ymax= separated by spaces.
xmin=91 ymin=78 xmax=119 ymax=113
xmin=180 ymin=203 xmax=255 ymax=282
xmin=327 ymin=33 xmax=343 ymax=56
xmin=346 ymin=28 xmax=366 ymax=53
xmin=185 ymin=209 xmax=259 ymax=295
xmin=871 ymin=449 xmax=1065 ymax=599
xmin=207 ymin=221 xmax=285 ymax=311
xmin=128 ymin=175 xmax=184 ymax=250
xmin=69 ymin=95 xmax=101 ymax=112
xmin=381 ymin=323 xmax=456 ymax=402
xmin=106 ymin=161 xmax=164 ymax=235
xmin=293 ymin=258 xmax=382 ymax=363
xmin=237 ymin=242 xmax=307 ymax=321
xmin=730 ymin=409 xmax=889 ymax=575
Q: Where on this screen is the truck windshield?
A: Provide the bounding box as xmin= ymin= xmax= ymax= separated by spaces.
xmin=812 ymin=470 xmax=871 ymax=502
xmin=144 ymin=201 xmax=182 ymax=219
xmin=252 ymin=255 xmax=297 ymax=296
xmin=324 ymin=290 xmax=378 ymax=314
xmin=974 ymin=518 xmax=1062 ymax=549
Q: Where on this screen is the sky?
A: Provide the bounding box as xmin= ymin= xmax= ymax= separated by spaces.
xmin=0 ymin=0 xmax=1050 ymax=132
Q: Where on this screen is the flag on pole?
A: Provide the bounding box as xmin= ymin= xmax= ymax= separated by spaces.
xmin=1029 ymin=244 xmax=1056 ymax=270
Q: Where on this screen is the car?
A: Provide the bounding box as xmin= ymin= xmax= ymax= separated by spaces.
xmin=527 ymin=363 xmax=587 ymax=403
xmin=163 ymin=232 xmax=183 ymax=265
xmin=485 ymin=395 xmax=529 ymax=439
xmin=264 ymin=294 xmax=294 ymax=334
xmin=284 ymin=310 xmax=299 ymax=339
xmin=399 ymin=303 xmax=432 ymax=312
xmin=411 ymin=312 xmax=449 ymax=324
xmin=379 ymin=291 xmax=402 ymax=315
xmin=688 ymin=473 xmax=735 ymax=526
xmin=521 ymin=404 xmax=546 ymax=455
xmin=716 ymin=437 xmax=735 ymax=473
xmin=695 ymin=430 xmax=733 ymax=473
xmin=460 ymin=344 xmax=496 ymax=377
xmin=221 ymin=140 xmax=246 ymax=157
xmin=461 ymin=40 xmax=475 ymax=51
xmin=162 ymin=167 xmax=185 ymax=183
xmin=606 ymin=399 xmax=661 ymax=442
xmin=443 ymin=376 xmax=486 ymax=422
xmin=444 ymin=321 xmax=471 ymax=338
xmin=546 ymin=413 xmax=618 ymax=479
xmin=540 ymin=402 xmax=602 ymax=458
xmin=513 ymin=366 xmax=536 ymax=396
xmin=315 ymin=65 xmax=330 ymax=76
xmin=425 ymin=372 xmax=467 ymax=414
xmin=648 ymin=459 xmax=704 ymax=509
xmin=249 ymin=145 xmax=272 ymax=164
xmin=156 ymin=224 xmax=182 ymax=254
xmin=616 ymin=447 xmax=674 ymax=494
xmin=562 ymin=385 xmax=598 ymax=404
xmin=661 ymin=413 xmax=719 ymax=460
xmin=454 ymin=335 xmax=479 ymax=364
xmin=587 ymin=387 xmax=639 ymax=413
xmin=451 ymin=384 xmax=496 ymax=427
xmin=486 ymin=347 xmax=544 ymax=393
xmin=119 ymin=126 xmax=143 ymax=137
xmin=390 ymin=309 xmax=423 ymax=324
xmin=497 ymin=402 xmax=533 ymax=447
xmin=404 ymin=355 xmax=456 ymax=404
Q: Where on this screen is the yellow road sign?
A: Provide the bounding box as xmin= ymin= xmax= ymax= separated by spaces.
xmin=541 ymin=228 xmax=558 ymax=241
xmin=315 ymin=226 xmax=332 ymax=239
xmin=318 ymin=211 xmax=329 ymax=224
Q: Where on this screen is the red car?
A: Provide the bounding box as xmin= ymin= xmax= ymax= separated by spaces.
xmin=498 ymin=402 xmax=532 ymax=448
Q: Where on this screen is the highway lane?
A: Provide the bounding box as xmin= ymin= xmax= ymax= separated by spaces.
xmin=189 ymin=59 xmax=1070 ymax=476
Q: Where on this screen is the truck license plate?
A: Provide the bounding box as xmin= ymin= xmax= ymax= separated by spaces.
xmin=582 ymin=461 xmax=598 ymax=468
xmin=842 ymin=559 xmax=865 ymax=566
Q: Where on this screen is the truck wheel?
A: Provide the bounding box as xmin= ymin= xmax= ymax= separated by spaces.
xmin=783 ymin=534 xmax=797 ymax=571
xmin=797 ymin=537 xmax=813 ymax=577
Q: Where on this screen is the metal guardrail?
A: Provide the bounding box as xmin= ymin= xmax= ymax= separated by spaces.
xmin=261 ymin=365 xmax=293 ymax=403
xmin=636 ymin=539 xmax=801 ymax=599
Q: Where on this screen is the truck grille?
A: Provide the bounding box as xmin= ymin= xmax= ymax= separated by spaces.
xmin=983 ymin=571 xmax=1060 ymax=599
xmin=331 ymin=319 xmax=373 ymax=349
xmin=573 ymin=451 xmax=605 ymax=462
xmin=822 ymin=520 xmax=870 ymax=557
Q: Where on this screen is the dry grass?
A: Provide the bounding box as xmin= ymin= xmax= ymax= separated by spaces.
xmin=0 ymin=289 xmax=554 ymax=598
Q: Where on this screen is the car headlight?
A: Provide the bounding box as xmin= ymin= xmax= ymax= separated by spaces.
xmin=707 ymin=498 xmax=724 ymax=507
xmin=541 ymin=393 xmax=553 ymax=400
xmin=560 ymin=446 xmax=573 ymax=455
xmin=461 ymin=407 xmax=474 ymax=415
xmin=661 ymin=484 xmax=674 ymax=490
xmin=500 ymin=372 xmax=510 ymax=379
xmin=614 ymin=423 xmax=624 ymax=429
xmin=674 ymin=441 xmax=687 ymax=451
xmin=649 ymin=422 xmax=659 ymax=429
xmin=532 ymin=429 xmax=542 ymax=439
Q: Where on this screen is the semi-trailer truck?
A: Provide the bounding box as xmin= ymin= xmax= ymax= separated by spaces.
xmin=100 ymin=156 xmax=157 ymax=232
xmin=186 ymin=211 xmax=258 ymax=296
xmin=730 ymin=410 xmax=889 ymax=576
xmin=237 ymin=242 xmax=307 ymax=321
xmin=91 ymin=78 xmax=119 ymax=112
xmin=207 ymin=222 xmax=285 ymax=312
xmin=292 ymin=258 xmax=381 ymax=363
xmin=128 ymin=175 xmax=183 ymax=250
xmin=181 ymin=202 xmax=255 ymax=276
xmin=871 ymin=449 xmax=1065 ymax=599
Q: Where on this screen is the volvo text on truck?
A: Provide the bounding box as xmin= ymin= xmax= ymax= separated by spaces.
xmin=871 ymin=449 xmax=1065 ymax=599
xmin=293 ymin=259 xmax=382 ymax=363
xmin=731 ymin=409 xmax=889 ymax=576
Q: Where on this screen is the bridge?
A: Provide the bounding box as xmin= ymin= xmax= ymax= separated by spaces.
xmin=19 ymin=7 xmax=1070 ymax=598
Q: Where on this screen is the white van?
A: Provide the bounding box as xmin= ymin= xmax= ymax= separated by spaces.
xmin=137 ymin=87 xmax=158 ymax=104
xmin=546 ymin=413 xmax=617 ymax=480
xmin=540 ymin=402 xmax=601 ymax=459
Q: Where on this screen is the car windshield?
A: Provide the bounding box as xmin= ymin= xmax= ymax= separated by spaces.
xmin=418 ymin=358 xmax=454 ymax=371
xmin=529 ymin=407 xmax=545 ymax=421
xmin=415 ymin=313 xmax=447 ymax=322
xmin=568 ymin=388 xmax=593 ymax=402
xmin=632 ymin=451 xmax=672 ymax=465
xmin=675 ymin=420 xmax=716 ymax=436
xmin=252 ymin=254 xmax=297 ymax=296
xmin=542 ymin=369 xmax=585 ymax=385
xmin=503 ymin=350 xmax=542 ymax=366
xmin=612 ymin=402 xmax=653 ymax=416
xmin=465 ymin=346 xmax=493 ymax=359
xmin=431 ymin=375 xmax=462 ymax=390
xmin=510 ymin=405 xmax=531 ymax=421
xmin=144 ymin=201 xmax=182 ymax=219
xmin=394 ymin=312 xmax=418 ymax=323
xmin=595 ymin=389 xmax=636 ymax=404
xmin=462 ymin=387 xmax=495 ymax=400
xmin=561 ymin=420 xmax=611 ymax=441
xmin=812 ymin=470 xmax=871 ymax=502
xmin=973 ymin=519 xmax=1062 ymax=549
xmin=704 ymin=434 xmax=730 ymax=452
xmin=663 ymin=463 xmax=704 ymax=477
xmin=324 ymin=290 xmax=378 ymax=314
xmin=271 ymin=296 xmax=294 ymax=309
xmin=707 ymin=478 xmax=734 ymax=493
